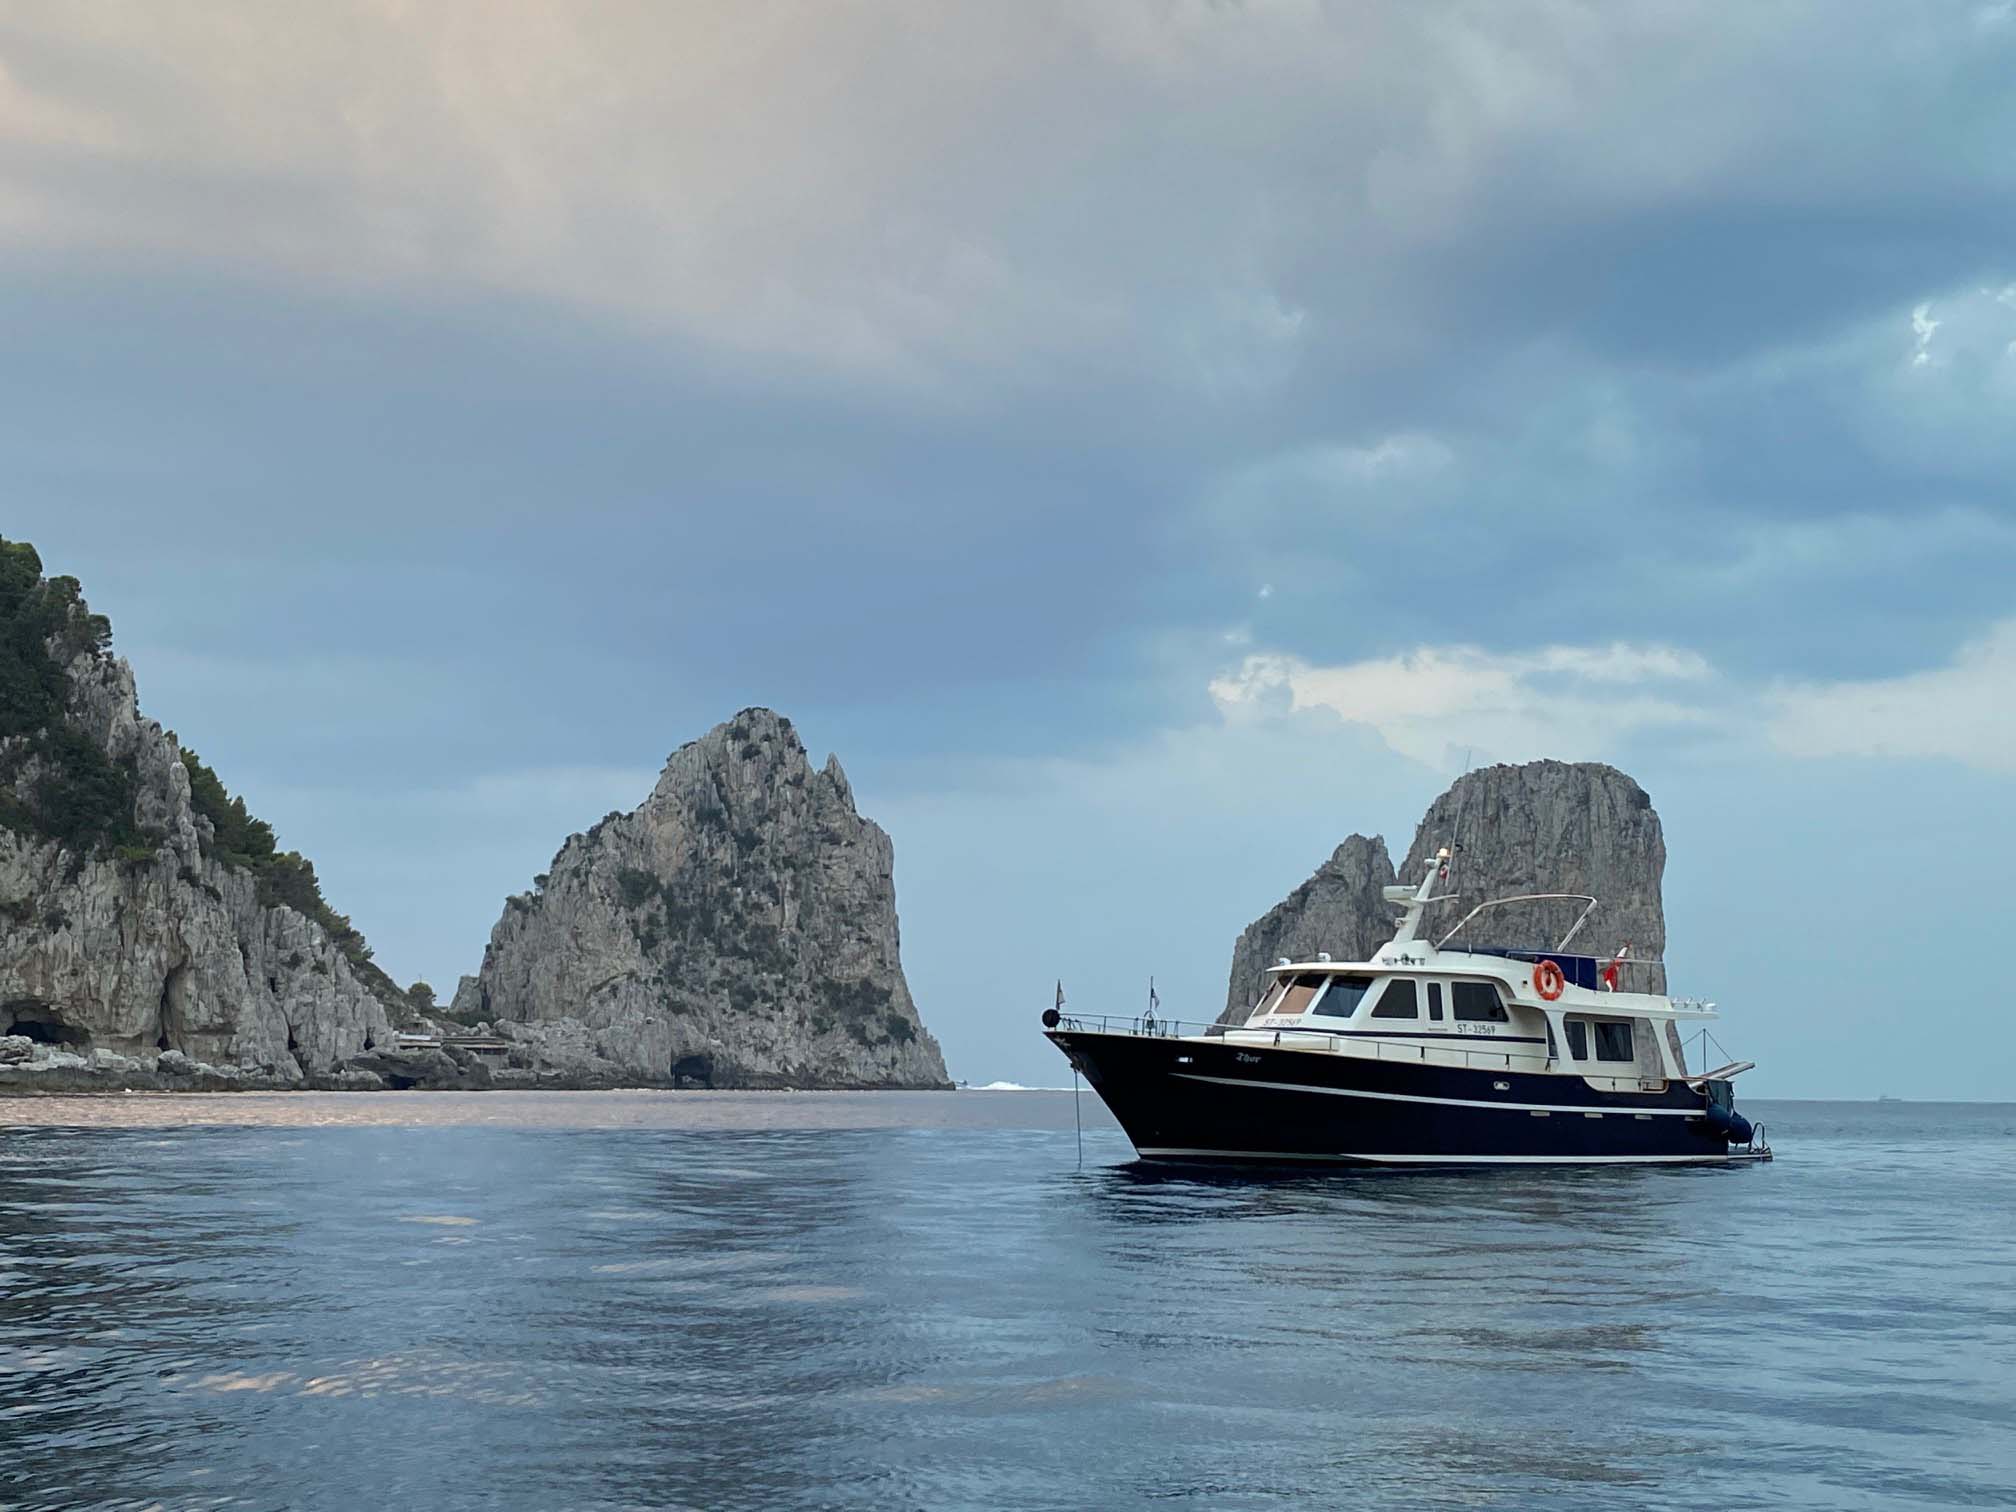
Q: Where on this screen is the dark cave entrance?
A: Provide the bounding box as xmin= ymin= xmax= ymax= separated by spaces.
xmin=671 ymin=1054 xmax=714 ymax=1089
xmin=1 ymin=999 xmax=91 ymax=1048
xmin=156 ymin=963 xmax=190 ymax=1053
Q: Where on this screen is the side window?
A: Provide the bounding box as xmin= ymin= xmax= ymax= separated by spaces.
xmin=1566 ymin=1019 xmax=1588 ymax=1061
xmin=1593 ymin=1020 xmax=1635 ymax=1061
xmin=1451 ymin=982 xmax=1509 ymax=1023
xmin=1369 ymin=980 xmax=1419 ymax=1019
xmin=1426 ymin=983 xmax=1444 ymax=1022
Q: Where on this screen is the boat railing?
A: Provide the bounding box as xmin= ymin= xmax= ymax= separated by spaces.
xmin=1435 ymin=893 xmax=1600 ymax=952
xmin=1426 ymin=945 xmax=1684 ymax=999
xmin=1047 ymin=1013 xmax=1543 ymax=1072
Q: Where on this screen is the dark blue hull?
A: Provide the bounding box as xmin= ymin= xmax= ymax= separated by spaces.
xmin=1047 ymin=1029 xmax=1746 ymax=1165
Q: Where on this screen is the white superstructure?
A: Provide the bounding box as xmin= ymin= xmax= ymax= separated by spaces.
xmin=1223 ymin=850 xmax=1749 ymax=1091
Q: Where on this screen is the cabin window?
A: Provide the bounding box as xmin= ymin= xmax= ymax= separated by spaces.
xmin=1311 ymin=975 xmax=1375 ymax=1018
xmin=1451 ymin=982 xmax=1509 ymax=1023
xmin=1426 ymin=983 xmax=1444 ymax=1022
xmin=1369 ymin=979 xmax=1419 ymax=1019
xmin=1593 ymin=1020 xmax=1635 ymax=1062
xmin=1248 ymin=981 xmax=1289 ymax=1020
xmin=1271 ymin=974 xmax=1328 ymax=1017
xmin=1566 ymin=1019 xmax=1588 ymax=1061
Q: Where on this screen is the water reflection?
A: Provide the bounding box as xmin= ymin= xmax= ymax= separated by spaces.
xmin=0 ymin=1105 xmax=2009 ymax=1510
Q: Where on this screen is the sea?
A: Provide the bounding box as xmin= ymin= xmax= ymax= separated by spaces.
xmin=0 ymin=1092 xmax=2010 ymax=1511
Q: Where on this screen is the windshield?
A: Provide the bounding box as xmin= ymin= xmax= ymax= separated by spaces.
xmin=1312 ymin=975 xmax=1376 ymax=1018
xmin=1250 ymin=973 xmax=1329 ymax=1020
xmin=1247 ymin=980 xmax=1289 ymax=1020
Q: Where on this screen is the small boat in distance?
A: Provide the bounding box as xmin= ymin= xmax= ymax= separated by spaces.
xmin=1041 ymin=851 xmax=1769 ymax=1167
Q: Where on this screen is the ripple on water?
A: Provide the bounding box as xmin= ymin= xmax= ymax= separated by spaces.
xmin=0 ymin=1100 xmax=2008 ymax=1511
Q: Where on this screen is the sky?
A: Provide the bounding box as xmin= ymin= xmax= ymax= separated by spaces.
xmin=4 ymin=2 xmax=2013 ymax=1096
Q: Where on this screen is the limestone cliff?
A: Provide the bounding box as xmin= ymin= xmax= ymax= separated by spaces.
xmin=1222 ymin=761 xmax=1667 ymax=1020
xmin=1221 ymin=835 xmax=1397 ymax=1022
xmin=1401 ymin=761 xmax=1666 ymax=992
xmin=465 ymin=708 xmax=950 ymax=1089
xmin=0 ymin=539 xmax=403 ymax=1082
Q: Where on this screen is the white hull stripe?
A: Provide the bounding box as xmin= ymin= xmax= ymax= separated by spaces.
xmin=1170 ymin=1072 xmax=1699 ymax=1117
xmin=1136 ymin=1148 xmax=1756 ymax=1165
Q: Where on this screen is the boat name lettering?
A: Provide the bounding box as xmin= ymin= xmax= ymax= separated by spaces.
xmin=1235 ymin=1053 xmax=1262 ymax=1065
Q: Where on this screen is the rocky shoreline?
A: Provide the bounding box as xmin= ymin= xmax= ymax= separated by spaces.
xmin=0 ymin=1033 xmax=949 ymax=1095
xmin=1 ymin=539 xmax=950 ymax=1094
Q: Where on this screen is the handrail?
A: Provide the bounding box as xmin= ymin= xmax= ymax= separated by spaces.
xmin=1682 ymin=1060 xmax=1755 ymax=1084
xmin=1046 ymin=1013 xmax=1545 ymax=1072
xmin=1435 ymin=893 xmax=1600 ymax=952
xmin=1275 ymin=948 xmax=1673 ymax=974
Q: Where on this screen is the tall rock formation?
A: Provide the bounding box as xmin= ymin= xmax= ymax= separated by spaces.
xmin=0 ymin=539 xmax=403 ymax=1080
xmin=1398 ymin=761 xmax=1666 ymax=991
xmin=465 ymin=708 xmax=950 ymax=1089
xmin=1221 ymin=835 xmax=1397 ymax=1022
xmin=1222 ymin=761 xmax=1667 ymax=1021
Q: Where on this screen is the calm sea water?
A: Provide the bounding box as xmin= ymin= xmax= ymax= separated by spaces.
xmin=1 ymin=1093 xmax=2010 ymax=1511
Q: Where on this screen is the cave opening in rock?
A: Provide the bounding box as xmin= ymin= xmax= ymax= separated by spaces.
xmin=1 ymin=999 xmax=91 ymax=1048
xmin=671 ymin=1053 xmax=714 ymax=1088
xmin=156 ymin=963 xmax=190 ymax=1055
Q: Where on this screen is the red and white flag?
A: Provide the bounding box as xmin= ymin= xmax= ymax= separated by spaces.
xmin=1601 ymin=944 xmax=1630 ymax=991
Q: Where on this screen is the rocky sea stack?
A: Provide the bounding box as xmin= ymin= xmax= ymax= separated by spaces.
xmin=1224 ymin=761 xmax=1666 ymax=1021
xmin=0 ymin=537 xmax=407 ymax=1086
xmin=457 ymin=708 xmax=950 ymax=1090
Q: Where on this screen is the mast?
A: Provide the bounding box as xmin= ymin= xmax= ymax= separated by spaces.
xmin=1382 ymin=847 xmax=1451 ymax=946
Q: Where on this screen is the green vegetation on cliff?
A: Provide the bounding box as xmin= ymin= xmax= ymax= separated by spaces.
xmin=0 ymin=535 xmax=407 ymax=1015
xmin=177 ymin=744 xmax=399 ymax=1005
xmin=0 ymin=538 xmax=146 ymax=854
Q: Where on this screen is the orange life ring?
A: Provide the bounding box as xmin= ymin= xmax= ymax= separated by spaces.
xmin=1533 ymin=959 xmax=1566 ymax=1001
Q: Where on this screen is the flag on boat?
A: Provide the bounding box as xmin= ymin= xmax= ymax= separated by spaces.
xmin=1055 ymin=980 xmax=1065 ymax=1011
xmin=1149 ymin=978 xmax=1159 ymax=1013
xmin=1602 ymin=944 xmax=1630 ymax=991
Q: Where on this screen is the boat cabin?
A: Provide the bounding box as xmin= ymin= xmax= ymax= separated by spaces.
xmin=1240 ymin=963 xmax=1685 ymax=1079
xmin=1230 ymin=869 xmax=1711 ymax=1086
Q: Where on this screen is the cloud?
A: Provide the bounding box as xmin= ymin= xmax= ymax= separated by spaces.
xmin=3 ymin=2 xmax=2011 ymax=399
xmin=1221 ymin=432 xmax=1456 ymax=508
xmin=1208 ymin=617 xmax=2016 ymax=781
xmin=1911 ymin=302 xmax=1941 ymax=366
xmin=1767 ymin=617 xmax=2016 ymax=773
xmin=1208 ymin=641 xmax=1717 ymax=769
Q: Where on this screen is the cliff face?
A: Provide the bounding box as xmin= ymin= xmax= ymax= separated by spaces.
xmin=0 ymin=541 xmax=400 ymax=1079
xmin=1222 ymin=761 xmax=1667 ymax=1020
xmin=1220 ymin=835 xmax=1397 ymax=1023
xmin=1400 ymin=760 xmax=1666 ymax=991
xmin=466 ymin=708 xmax=950 ymax=1089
